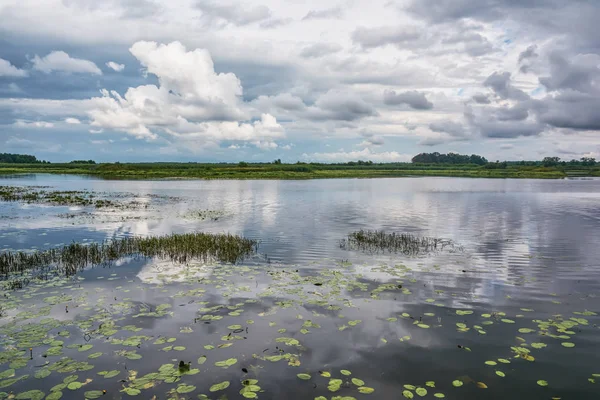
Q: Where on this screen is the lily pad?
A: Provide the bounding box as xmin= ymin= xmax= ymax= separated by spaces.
xmin=209 ymin=381 xmax=230 ymax=392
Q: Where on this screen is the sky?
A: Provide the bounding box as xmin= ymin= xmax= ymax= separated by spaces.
xmin=0 ymin=0 xmax=599 ymax=163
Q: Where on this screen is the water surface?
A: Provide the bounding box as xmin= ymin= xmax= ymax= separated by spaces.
xmin=1 ymin=175 xmax=599 ymax=399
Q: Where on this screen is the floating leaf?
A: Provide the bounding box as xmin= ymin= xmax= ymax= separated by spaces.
xmin=176 ymin=384 xmax=196 ymax=394
xmin=403 ymin=390 xmax=414 ymax=399
xmin=498 ymin=359 xmax=511 ymax=364
xmin=103 ymin=371 xmax=119 ymax=379
xmin=425 ymin=381 xmax=435 ymax=388
xmin=319 ymin=371 xmax=331 ymax=378
xmin=78 ymin=345 xmax=93 ymax=352
xmin=358 ymin=386 xmax=375 ymax=394
xmin=485 ymin=361 xmax=497 ymax=366
xmin=67 ymin=382 xmax=82 ymax=390
xmin=352 ymin=378 xmax=365 ymax=386
xmin=341 ymin=370 xmax=351 ymax=376
xmin=122 ymin=388 xmax=140 ymax=396
xmin=452 ymin=380 xmax=463 ymax=387
xmin=476 ymin=382 xmax=488 ymax=389
xmin=561 ymin=342 xmax=575 ymax=348
xmin=537 ymin=380 xmax=548 ymax=387
xmin=45 ymin=392 xmax=63 ymax=400
xmin=198 ymin=356 xmax=207 ymax=365
xmin=15 ymin=390 xmax=45 ymax=400
xmin=417 ymin=324 xmax=430 ymax=329
xmin=84 ymin=391 xmax=104 ymax=399
xmin=209 ymin=381 xmax=230 ymax=392
xmin=416 ymin=388 xmax=427 ymax=396
xmin=496 ymin=371 xmax=505 ymax=378
xmin=297 ymin=374 xmax=311 ymax=380
xmin=434 ymin=394 xmax=445 ymax=398
xmin=87 ymin=352 xmax=102 ymax=359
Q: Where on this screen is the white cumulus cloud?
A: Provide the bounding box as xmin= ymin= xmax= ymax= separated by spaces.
xmin=32 ymin=51 xmax=102 ymax=75
xmin=105 ymin=61 xmax=125 ymax=71
xmin=0 ymin=58 xmax=28 ymax=77
xmin=65 ymin=117 xmax=82 ymax=124
xmin=87 ymin=41 xmax=284 ymax=145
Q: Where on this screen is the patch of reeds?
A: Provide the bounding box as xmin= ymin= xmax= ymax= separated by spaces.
xmin=340 ymin=230 xmax=462 ymax=256
xmin=0 ymin=232 xmax=258 ymax=278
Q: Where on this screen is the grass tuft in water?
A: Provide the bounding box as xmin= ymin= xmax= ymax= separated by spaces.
xmin=340 ymin=230 xmax=462 ymax=255
xmin=0 ymin=232 xmax=257 ymax=277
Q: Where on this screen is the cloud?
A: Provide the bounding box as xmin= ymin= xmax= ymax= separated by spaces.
xmin=195 ymin=1 xmax=271 ymax=26
xmin=299 ymin=43 xmax=343 ymax=58
xmin=302 ymin=6 xmax=344 ymax=20
xmin=65 ymin=117 xmax=82 ymax=124
xmin=5 ymin=136 xmax=62 ymax=152
xmin=538 ymin=51 xmax=600 ymax=94
xmin=13 ymin=120 xmax=55 ymax=128
xmin=429 ymin=120 xmax=465 ymax=137
xmin=0 ymin=58 xmax=28 ymax=77
xmin=31 ymin=51 xmax=102 ymax=75
xmin=259 ymin=18 xmax=293 ymax=29
xmin=533 ymin=91 xmax=600 ymax=131
xmin=0 ymin=83 xmax=24 ymax=94
xmin=472 ymin=93 xmax=490 ymax=104
xmin=351 ymin=26 xmax=422 ymax=49
xmin=484 ymin=72 xmax=529 ymax=100
xmin=518 ymin=44 xmax=538 ymax=63
xmin=106 ymin=61 xmax=125 ymax=72
xmin=306 ymin=90 xmax=378 ymax=121
xmin=383 ymin=90 xmax=434 ymax=110
xmin=302 ymin=148 xmax=411 ymax=162
xmin=87 ymin=41 xmax=284 ymax=145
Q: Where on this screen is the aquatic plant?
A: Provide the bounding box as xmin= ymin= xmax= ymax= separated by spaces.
xmin=0 ymin=232 xmax=258 ymax=277
xmin=340 ymin=230 xmax=462 ymax=255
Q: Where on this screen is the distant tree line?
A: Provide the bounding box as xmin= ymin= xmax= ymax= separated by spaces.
xmin=69 ymin=160 xmax=96 ymax=164
xmin=411 ymin=152 xmax=488 ymax=165
xmin=539 ymin=157 xmax=596 ymax=167
xmin=0 ymin=153 xmax=47 ymax=163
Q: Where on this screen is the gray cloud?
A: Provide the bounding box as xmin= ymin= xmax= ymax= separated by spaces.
xmin=441 ymin=30 xmax=496 ymax=56
xmin=383 ymin=90 xmax=433 ymax=110
xmin=533 ymin=92 xmax=600 ymax=131
xmin=195 ymin=0 xmax=271 ymax=26
xmin=539 ymin=51 xmax=600 ymax=94
xmin=302 ymin=6 xmax=344 ymax=20
xmin=495 ymin=104 xmax=529 ymax=121
xmin=299 ymin=43 xmax=343 ymax=58
xmin=351 ymin=26 xmax=422 ymax=49
xmin=472 ymin=93 xmax=490 ymax=104
xmin=484 ymin=72 xmax=529 ymax=100
xmin=63 ymin=0 xmax=161 ymax=19
xmin=259 ymin=18 xmax=293 ymax=29
xmin=518 ymin=44 xmax=538 ymax=63
xmin=429 ymin=120 xmax=465 ymax=137
xmin=307 ymin=90 xmax=378 ymax=121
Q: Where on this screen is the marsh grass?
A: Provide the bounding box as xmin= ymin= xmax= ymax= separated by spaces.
xmin=340 ymin=230 xmax=462 ymax=255
xmin=0 ymin=232 xmax=258 ymax=278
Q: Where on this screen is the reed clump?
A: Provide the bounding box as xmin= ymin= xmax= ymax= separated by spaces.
xmin=0 ymin=232 xmax=257 ymax=277
xmin=340 ymin=230 xmax=462 ymax=255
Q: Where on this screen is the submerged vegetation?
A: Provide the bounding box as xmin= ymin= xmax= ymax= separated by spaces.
xmin=0 ymin=232 xmax=257 ymax=277
xmin=340 ymin=230 xmax=462 ymax=255
xmin=0 ymin=185 xmax=177 ymax=210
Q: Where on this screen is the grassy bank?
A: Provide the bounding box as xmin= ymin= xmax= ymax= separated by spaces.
xmin=1 ymin=162 xmax=598 ymax=180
